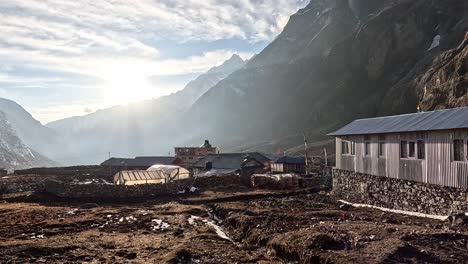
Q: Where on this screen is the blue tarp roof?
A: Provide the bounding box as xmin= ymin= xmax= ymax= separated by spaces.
xmin=329 ymin=107 xmax=468 ymax=136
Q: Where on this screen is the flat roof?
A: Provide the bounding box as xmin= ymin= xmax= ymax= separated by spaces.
xmin=329 ymin=107 xmax=468 ymax=136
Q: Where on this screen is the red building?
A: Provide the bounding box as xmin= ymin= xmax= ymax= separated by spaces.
xmin=175 ymin=140 xmax=217 ymax=165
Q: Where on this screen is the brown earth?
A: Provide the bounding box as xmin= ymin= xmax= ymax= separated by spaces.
xmin=0 ymin=190 xmax=467 ymax=264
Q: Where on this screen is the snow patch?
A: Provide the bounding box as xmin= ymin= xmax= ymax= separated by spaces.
xmin=188 ymin=215 xmax=200 ymax=225
xmin=231 ymin=86 xmax=245 ymax=96
xmin=203 ymin=220 xmax=233 ymax=242
xmin=428 ymin=35 xmax=441 ymax=51
xmin=151 ymin=219 xmax=170 ymax=231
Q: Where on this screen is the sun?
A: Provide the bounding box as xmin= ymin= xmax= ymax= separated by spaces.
xmin=99 ymin=64 xmax=155 ymax=106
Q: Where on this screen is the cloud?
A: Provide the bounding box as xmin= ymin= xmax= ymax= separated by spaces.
xmin=0 ymin=0 xmax=308 ymax=122
xmin=0 ymin=0 xmax=307 ymax=78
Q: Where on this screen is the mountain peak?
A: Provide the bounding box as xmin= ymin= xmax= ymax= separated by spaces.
xmin=227 ymin=54 xmax=243 ymax=63
xmin=208 ymin=54 xmax=245 ymax=74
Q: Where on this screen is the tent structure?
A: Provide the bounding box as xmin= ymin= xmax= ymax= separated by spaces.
xmin=114 ymin=165 xmax=190 ymax=186
xmin=114 ymin=170 xmax=166 ymax=185
xmin=147 ymin=165 xmax=190 ymax=182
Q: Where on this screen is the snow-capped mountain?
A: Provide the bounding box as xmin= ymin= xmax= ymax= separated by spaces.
xmin=0 ymin=111 xmax=55 ymax=170
xmin=0 ymin=98 xmax=60 ymax=160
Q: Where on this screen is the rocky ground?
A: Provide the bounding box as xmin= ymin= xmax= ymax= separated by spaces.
xmin=0 ymin=190 xmax=467 ymax=263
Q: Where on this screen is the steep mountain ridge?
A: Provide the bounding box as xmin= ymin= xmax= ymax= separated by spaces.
xmin=45 ymin=0 xmax=468 ymax=164
xmin=0 ymin=111 xmax=55 ymax=170
xmin=0 ymin=98 xmax=59 ymax=154
xmin=175 ymin=0 xmax=468 ymax=153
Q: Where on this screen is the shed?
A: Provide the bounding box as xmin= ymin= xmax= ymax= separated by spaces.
xmin=191 ymin=153 xmax=266 ymax=177
xmin=147 ymin=165 xmax=190 ymax=182
xmin=329 ymin=107 xmax=468 ymax=189
xmin=271 ymin=156 xmax=306 ymax=174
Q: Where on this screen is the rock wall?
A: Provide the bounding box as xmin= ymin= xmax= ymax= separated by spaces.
xmin=333 ymin=169 xmax=468 ymax=215
xmin=44 ymin=175 xmax=244 ymax=202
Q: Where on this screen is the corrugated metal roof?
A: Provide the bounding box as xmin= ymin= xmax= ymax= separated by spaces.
xmin=191 ymin=153 xmax=268 ymax=169
xmin=114 ymin=170 xmax=165 ymax=182
xmin=329 ymin=107 xmax=468 ymax=136
xmin=102 ymin=156 xmax=178 ymax=166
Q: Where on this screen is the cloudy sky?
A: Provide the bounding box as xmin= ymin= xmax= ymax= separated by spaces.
xmin=0 ymin=0 xmax=307 ymax=123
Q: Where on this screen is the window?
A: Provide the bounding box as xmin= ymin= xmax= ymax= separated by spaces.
xmin=350 ymin=141 xmax=356 ymax=155
xmin=409 ymin=141 xmax=416 ymax=158
xmin=417 ymin=140 xmax=425 ymax=160
xmin=342 ymin=141 xmax=349 ymax=155
xmin=378 ymin=135 xmax=385 ymax=158
xmin=365 ymin=142 xmax=371 ymax=156
xmin=454 ymin=139 xmax=465 ymax=161
xmin=400 ymin=141 xmax=408 ymax=158
xmin=378 ymin=142 xmax=385 ymax=157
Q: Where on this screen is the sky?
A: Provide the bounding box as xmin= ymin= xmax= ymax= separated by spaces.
xmin=0 ymin=0 xmax=308 ymax=124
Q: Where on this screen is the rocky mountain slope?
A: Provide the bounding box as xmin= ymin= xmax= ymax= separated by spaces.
xmin=47 ymin=55 xmax=246 ymax=165
xmin=0 ymin=98 xmax=60 ymax=156
xmin=0 ymin=111 xmax=55 ymax=170
xmin=46 ymin=0 xmax=468 ymax=164
xmin=174 ymin=0 xmax=468 ymax=153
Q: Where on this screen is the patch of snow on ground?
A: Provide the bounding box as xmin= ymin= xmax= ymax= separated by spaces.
xmin=151 ymin=219 xmax=170 ymax=231
xmin=203 ymin=220 xmax=233 ymax=242
xmin=188 ymin=215 xmax=201 ymax=225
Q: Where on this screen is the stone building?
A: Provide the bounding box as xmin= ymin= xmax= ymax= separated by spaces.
xmin=175 ymin=140 xmax=218 ymax=165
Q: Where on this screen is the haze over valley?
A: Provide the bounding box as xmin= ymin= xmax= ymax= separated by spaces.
xmin=0 ymin=0 xmax=467 ymax=168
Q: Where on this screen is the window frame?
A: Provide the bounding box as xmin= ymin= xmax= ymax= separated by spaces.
xmin=377 ymin=135 xmax=386 ymax=158
xmin=417 ymin=140 xmax=425 ymax=160
xmin=408 ymin=141 xmax=416 ymax=158
xmin=341 ymin=139 xmax=355 ymax=156
xmin=453 ymin=139 xmax=467 ymax=162
xmin=350 ymin=141 xmax=356 ymax=156
xmin=378 ymin=142 xmax=385 ymax=158
xmin=342 ymin=140 xmax=350 ymax=155
xmin=400 ymin=141 xmax=408 ymax=158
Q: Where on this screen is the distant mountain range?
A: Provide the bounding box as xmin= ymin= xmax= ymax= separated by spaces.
xmin=46 ymin=54 xmax=246 ymax=165
xmin=0 ymin=109 xmax=55 ymax=170
xmin=2 ymin=0 xmax=467 ymax=167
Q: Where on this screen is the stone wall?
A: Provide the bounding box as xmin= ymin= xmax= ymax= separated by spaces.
xmin=15 ymin=166 xmax=112 ymax=181
xmin=43 ymin=174 xmax=244 ymax=201
xmin=333 ymin=169 xmax=468 ymax=215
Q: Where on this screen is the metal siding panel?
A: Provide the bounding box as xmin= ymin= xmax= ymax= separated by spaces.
xmin=336 ymin=138 xmax=342 ymax=169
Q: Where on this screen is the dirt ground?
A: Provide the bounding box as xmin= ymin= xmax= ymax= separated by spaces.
xmin=0 ymin=190 xmax=467 ymax=264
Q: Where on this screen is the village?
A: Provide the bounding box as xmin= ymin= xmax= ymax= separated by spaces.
xmin=0 ymin=107 xmax=467 ymax=263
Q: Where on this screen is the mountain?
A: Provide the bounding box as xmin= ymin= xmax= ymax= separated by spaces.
xmin=0 ymin=98 xmax=59 ymax=153
xmin=47 ymin=0 xmax=468 ymax=164
xmin=172 ymin=0 xmax=468 ymax=153
xmin=0 ymin=111 xmax=55 ymax=170
xmin=47 ymin=54 xmax=246 ymax=165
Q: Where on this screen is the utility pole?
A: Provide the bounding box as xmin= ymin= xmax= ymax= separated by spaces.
xmin=324 ymin=148 xmax=328 ymax=167
xmin=303 ymin=132 xmax=309 ymax=175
